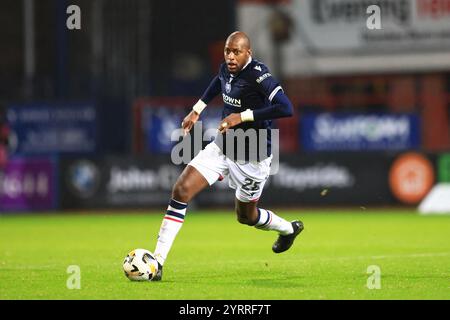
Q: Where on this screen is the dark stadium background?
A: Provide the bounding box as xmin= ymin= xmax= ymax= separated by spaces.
xmin=0 ymin=0 xmax=449 ymax=213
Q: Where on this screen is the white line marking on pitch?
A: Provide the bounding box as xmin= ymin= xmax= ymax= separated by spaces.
xmin=370 ymin=252 xmax=450 ymax=259
xmin=300 ymin=252 xmax=450 ymax=262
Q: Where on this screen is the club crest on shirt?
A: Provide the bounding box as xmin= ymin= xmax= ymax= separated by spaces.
xmin=225 ymin=82 xmax=231 ymax=94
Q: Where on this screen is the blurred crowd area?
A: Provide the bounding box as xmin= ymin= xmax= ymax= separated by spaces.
xmin=1 ymin=0 xmax=450 ymax=211
xmin=0 ymin=0 xmax=235 ymax=153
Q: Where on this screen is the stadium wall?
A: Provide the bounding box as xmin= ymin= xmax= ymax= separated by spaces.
xmin=54 ymin=151 xmax=437 ymax=210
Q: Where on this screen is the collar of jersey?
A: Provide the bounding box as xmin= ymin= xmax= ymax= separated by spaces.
xmin=242 ymin=56 xmax=252 ymax=71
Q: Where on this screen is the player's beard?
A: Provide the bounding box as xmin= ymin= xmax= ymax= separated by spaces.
xmin=227 ymin=63 xmax=238 ymax=73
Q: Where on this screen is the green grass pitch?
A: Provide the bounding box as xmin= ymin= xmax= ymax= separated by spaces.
xmin=0 ymin=209 xmax=449 ymax=300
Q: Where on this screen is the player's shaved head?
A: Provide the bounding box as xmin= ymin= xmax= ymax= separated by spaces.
xmin=224 ymin=31 xmax=252 ymax=74
xmin=225 ymin=31 xmax=251 ymax=50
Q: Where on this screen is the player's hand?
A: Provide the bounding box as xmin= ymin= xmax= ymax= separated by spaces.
xmin=181 ymin=110 xmax=200 ymax=136
xmin=218 ymin=113 xmax=242 ymax=134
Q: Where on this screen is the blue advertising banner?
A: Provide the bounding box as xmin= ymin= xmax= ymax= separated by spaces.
xmin=300 ymin=113 xmax=420 ymax=151
xmin=7 ymin=104 xmax=97 ymax=155
xmin=144 ymin=108 xmax=184 ymax=153
xmin=143 ymin=106 xmax=222 ymax=154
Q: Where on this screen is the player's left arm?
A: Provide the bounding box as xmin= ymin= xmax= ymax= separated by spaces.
xmin=250 ymin=69 xmax=293 ymax=121
xmin=251 ymin=90 xmax=293 ymax=121
xmin=218 ymin=70 xmax=293 ymax=132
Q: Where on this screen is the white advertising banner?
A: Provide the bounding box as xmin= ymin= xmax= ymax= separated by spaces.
xmin=238 ymin=0 xmax=450 ymax=75
xmin=294 ymin=0 xmax=450 ymax=53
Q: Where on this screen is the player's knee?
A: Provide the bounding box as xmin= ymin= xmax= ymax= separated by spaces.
xmin=172 ymin=180 xmax=191 ymax=203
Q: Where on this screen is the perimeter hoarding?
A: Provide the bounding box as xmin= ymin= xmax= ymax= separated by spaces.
xmin=7 ymin=104 xmax=97 ymax=156
xmin=59 ymin=155 xmax=181 ymax=209
xmin=0 ymin=157 xmax=57 ymax=211
xmin=300 ymin=113 xmax=421 ymax=151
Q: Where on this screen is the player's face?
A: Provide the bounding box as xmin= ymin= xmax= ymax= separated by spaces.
xmin=224 ymin=40 xmax=251 ymax=74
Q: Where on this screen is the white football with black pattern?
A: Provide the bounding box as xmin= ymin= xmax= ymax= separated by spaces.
xmin=123 ymin=249 xmax=158 ymax=281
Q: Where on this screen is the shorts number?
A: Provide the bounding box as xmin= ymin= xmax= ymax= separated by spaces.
xmin=242 ymin=178 xmax=260 ymax=191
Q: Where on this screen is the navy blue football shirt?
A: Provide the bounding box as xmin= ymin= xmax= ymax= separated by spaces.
xmin=199 ymin=58 xmax=290 ymax=161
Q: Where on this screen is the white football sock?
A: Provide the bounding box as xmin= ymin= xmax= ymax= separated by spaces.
xmin=254 ymin=208 xmax=293 ymax=235
xmin=154 ymin=199 xmax=187 ymax=265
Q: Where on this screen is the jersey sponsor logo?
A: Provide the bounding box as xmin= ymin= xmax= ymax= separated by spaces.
xmin=256 ymin=72 xmax=271 ymax=84
xmin=254 ymin=65 xmax=262 ymax=72
xmin=222 ymin=93 xmax=242 ymax=107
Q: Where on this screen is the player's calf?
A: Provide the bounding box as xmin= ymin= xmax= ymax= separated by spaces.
xmin=236 ymin=213 xmax=258 ymax=225
xmin=172 ymin=180 xmax=191 ymax=203
xmin=171 ymin=165 xmax=209 ymax=203
xmin=235 ymin=199 xmax=259 ymax=226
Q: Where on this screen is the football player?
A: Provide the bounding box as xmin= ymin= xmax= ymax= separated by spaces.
xmin=152 ymin=31 xmax=303 ymax=281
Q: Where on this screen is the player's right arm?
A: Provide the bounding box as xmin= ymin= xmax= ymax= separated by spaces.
xmin=182 ymin=75 xmax=221 ymax=134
